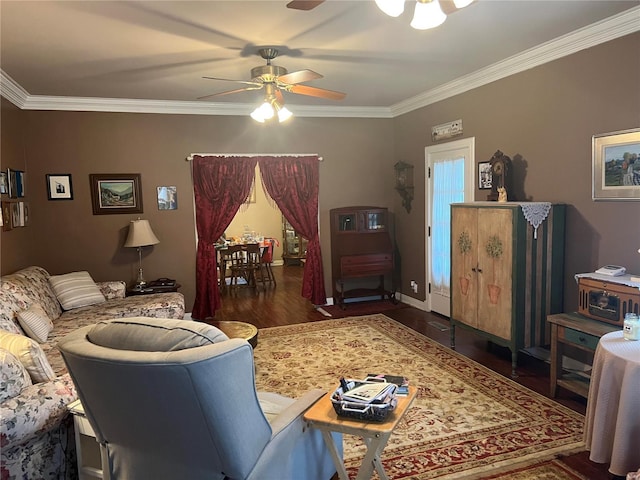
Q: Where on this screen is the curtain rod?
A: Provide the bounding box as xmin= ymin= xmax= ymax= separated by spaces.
xmin=186 ymin=153 xmax=323 ymax=161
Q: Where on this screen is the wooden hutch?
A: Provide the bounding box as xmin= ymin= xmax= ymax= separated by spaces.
xmin=330 ymin=206 xmax=396 ymax=309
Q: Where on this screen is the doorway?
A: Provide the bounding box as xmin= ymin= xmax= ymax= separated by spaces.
xmin=425 ymin=138 xmax=475 ymax=317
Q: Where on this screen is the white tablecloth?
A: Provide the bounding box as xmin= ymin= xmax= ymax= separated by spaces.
xmin=584 ymin=331 xmax=640 ymax=476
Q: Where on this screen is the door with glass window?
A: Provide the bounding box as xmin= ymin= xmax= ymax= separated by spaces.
xmin=426 ymin=138 xmax=474 ymax=317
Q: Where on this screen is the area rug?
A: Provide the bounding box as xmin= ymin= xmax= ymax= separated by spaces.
xmin=252 ymin=314 xmax=585 ymax=479
xmin=481 ymin=459 xmax=587 ymax=479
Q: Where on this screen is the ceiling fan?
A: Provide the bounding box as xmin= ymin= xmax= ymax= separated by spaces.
xmin=198 ymin=48 xmax=346 ymax=103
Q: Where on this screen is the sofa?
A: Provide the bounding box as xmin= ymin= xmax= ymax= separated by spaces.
xmin=0 ymin=266 xmax=185 ymax=480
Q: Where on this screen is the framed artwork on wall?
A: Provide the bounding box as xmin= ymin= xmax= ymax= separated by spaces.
xmin=89 ymin=173 xmax=143 ymax=215
xmin=157 ymin=186 xmax=177 ymax=210
xmin=0 ymin=172 xmax=7 ymax=194
xmin=7 ymin=168 xmax=25 ymax=198
xmin=478 ymin=162 xmax=492 ymax=190
xmin=592 ymin=128 xmax=640 ymax=201
xmin=46 ymin=174 xmax=73 ymax=200
xmin=1 ymin=202 xmax=11 ymax=231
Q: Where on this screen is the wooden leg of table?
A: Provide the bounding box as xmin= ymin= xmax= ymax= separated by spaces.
xmin=356 ymin=433 xmax=391 ymax=480
xmin=360 ymin=434 xmax=391 ymax=480
xmin=319 ymin=430 xmax=349 ymax=480
xmin=549 ymin=323 xmax=559 ymax=397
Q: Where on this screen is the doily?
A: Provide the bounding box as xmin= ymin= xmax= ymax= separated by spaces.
xmin=520 ymin=202 xmax=552 ymax=239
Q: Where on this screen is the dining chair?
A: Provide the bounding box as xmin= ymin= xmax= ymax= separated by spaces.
xmin=229 ymin=243 xmax=264 ymax=292
xmin=259 ymin=238 xmax=277 ymax=286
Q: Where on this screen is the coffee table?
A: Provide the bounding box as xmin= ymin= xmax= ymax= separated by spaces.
xmin=210 ymin=320 xmax=258 ymax=348
xmin=304 ymin=385 xmax=417 ymax=480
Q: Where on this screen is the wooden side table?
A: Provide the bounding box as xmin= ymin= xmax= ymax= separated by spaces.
xmin=304 ymin=386 xmax=417 ymax=480
xmin=67 ymin=399 xmax=108 ymax=480
xmin=209 ymin=320 xmax=258 ymax=348
xmin=547 ymin=312 xmax=619 ymax=398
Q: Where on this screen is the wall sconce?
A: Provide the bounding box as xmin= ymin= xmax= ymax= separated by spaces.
xmin=394 ymin=161 xmax=414 ymax=213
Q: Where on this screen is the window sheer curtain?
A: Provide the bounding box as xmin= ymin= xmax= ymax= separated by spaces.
xmin=191 ymin=155 xmax=257 ymax=319
xmin=258 ymin=156 xmax=327 ymax=305
xmin=431 ymin=158 xmax=465 ymax=295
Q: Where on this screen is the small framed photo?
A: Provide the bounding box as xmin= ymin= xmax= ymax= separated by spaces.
xmin=0 ymin=172 xmax=7 ymax=194
xmin=89 ymin=173 xmax=143 ymax=215
xmin=1 ymin=202 xmax=11 ymax=231
xmin=157 ymin=186 xmax=177 ymax=210
xmin=592 ymin=128 xmax=640 ymax=201
xmin=478 ymin=161 xmax=492 ymax=190
xmin=46 ymin=174 xmax=73 ymax=200
xmin=7 ymin=168 xmax=24 ymax=198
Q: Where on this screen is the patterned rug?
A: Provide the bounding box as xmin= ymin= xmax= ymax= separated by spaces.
xmin=252 ymin=314 xmax=585 ymax=479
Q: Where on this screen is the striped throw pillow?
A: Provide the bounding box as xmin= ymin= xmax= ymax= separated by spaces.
xmin=17 ymin=303 xmax=54 ymax=343
xmin=49 ymin=271 xmax=106 ymax=310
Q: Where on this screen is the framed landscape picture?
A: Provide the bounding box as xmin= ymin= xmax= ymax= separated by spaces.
xmin=592 ymin=128 xmax=640 ymax=201
xmin=89 ymin=173 xmax=143 ymax=215
xmin=46 ymin=174 xmax=73 ymax=200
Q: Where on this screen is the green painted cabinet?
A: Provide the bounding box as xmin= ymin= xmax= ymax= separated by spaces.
xmin=450 ymin=202 xmax=566 ymax=376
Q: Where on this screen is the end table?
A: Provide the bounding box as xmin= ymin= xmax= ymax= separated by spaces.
xmin=126 ymin=283 xmax=181 ymax=296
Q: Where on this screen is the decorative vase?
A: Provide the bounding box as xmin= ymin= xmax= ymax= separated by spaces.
xmin=487 ymin=284 xmax=501 ymax=304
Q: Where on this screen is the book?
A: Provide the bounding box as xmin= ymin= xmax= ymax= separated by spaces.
xmin=366 ymin=374 xmax=409 ymax=396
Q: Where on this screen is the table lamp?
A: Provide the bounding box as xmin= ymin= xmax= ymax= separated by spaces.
xmin=124 ymin=218 xmax=160 ymax=289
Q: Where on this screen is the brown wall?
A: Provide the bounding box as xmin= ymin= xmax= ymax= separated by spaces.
xmin=393 ymin=32 xmax=640 ymax=310
xmin=0 ymin=107 xmax=395 ymax=309
xmin=2 ymin=33 xmax=639 ymax=314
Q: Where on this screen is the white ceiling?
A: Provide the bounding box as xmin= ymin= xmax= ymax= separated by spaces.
xmin=1 ymin=1 xmax=639 ymax=117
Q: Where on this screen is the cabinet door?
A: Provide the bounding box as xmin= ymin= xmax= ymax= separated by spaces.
xmin=451 ymin=207 xmax=478 ymax=328
xmin=477 ymin=208 xmax=513 ymax=340
xmin=360 ymin=209 xmax=387 ymax=232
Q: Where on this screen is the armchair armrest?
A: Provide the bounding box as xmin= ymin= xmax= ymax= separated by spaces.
xmin=267 ymin=389 xmax=325 ymax=436
xmin=97 ymin=281 xmax=127 ymax=300
xmin=0 ymin=374 xmax=76 ymax=449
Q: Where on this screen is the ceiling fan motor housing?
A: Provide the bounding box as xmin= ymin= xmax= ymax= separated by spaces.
xmin=251 ymin=64 xmax=288 ymax=82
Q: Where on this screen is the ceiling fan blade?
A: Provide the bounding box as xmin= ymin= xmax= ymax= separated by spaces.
xmin=277 ymin=69 xmax=323 ymax=85
xmin=197 ymin=86 xmax=263 ymax=100
xmin=203 ymin=76 xmax=262 ymax=87
xmin=286 ymin=0 xmax=325 ymax=11
xmin=288 ymin=84 xmax=346 ymax=101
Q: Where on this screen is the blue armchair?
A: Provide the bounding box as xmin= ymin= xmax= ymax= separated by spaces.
xmin=58 ymin=317 xmax=341 ymax=480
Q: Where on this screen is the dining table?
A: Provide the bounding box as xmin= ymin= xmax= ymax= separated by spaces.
xmin=215 ymin=240 xmax=271 ymax=291
xmin=584 ymin=330 xmax=640 ymax=477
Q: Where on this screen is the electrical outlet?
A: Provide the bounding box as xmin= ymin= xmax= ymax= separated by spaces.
xmin=412 ymin=282 xmax=418 ymax=293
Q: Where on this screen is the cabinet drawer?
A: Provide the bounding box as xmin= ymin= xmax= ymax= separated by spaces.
xmin=562 ymin=327 xmax=599 ymax=350
xmin=341 ymin=254 xmax=392 ymax=276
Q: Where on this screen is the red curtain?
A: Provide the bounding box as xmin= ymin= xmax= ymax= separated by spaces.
xmin=258 ymin=156 xmax=326 ymax=305
xmin=191 ymin=155 xmax=257 ymax=319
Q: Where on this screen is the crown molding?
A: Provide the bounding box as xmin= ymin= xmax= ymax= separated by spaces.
xmin=390 ymin=6 xmax=640 ymax=116
xmin=2 ymin=6 xmax=638 ymax=119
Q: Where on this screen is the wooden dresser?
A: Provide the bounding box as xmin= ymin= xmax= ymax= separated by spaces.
xmin=330 ymin=206 xmax=396 ymax=309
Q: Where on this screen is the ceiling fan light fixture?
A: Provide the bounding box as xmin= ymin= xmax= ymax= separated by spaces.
xmin=275 ymin=104 xmax=293 ymax=123
xmin=410 ymin=0 xmax=447 ymax=30
xmin=453 ymin=0 xmax=474 ymax=8
xmin=251 ymin=101 xmax=275 ymax=123
xmin=375 ymin=0 xmax=405 ymax=17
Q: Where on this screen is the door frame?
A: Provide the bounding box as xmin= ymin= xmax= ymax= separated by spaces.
xmin=425 ymin=137 xmax=475 ymax=314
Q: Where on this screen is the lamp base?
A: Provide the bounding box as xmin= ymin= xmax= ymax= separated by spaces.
xmin=133 ymin=267 xmax=147 ymax=289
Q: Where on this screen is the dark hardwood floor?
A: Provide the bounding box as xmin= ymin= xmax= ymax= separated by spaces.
xmin=210 ymin=264 xmax=617 ymax=479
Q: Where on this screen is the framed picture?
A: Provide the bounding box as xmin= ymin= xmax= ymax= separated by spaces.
xmin=1 ymin=202 xmax=11 ymax=231
xmin=46 ymin=174 xmax=73 ymax=200
xmin=0 ymin=172 xmax=7 ymax=194
xmin=157 ymin=186 xmax=177 ymax=210
xmin=478 ymin=161 xmax=492 ymax=190
xmin=89 ymin=173 xmax=143 ymax=215
xmin=7 ymin=168 xmax=24 ymax=198
xmin=592 ymin=128 xmax=640 ymax=201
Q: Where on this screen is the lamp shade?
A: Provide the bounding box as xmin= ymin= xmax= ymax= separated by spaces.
xmin=411 ymin=0 xmax=447 ymax=30
xmin=124 ymin=219 xmax=160 ymax=248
